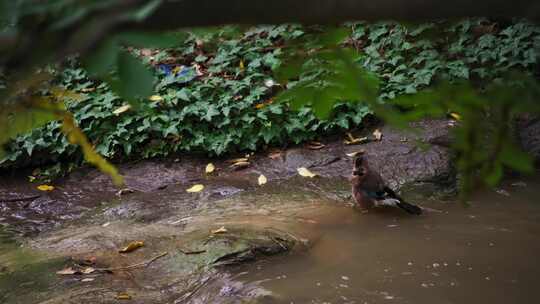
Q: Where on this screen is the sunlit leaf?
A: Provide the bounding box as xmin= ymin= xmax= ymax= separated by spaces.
xmin=56 ymin=267 xmax=77 ymax=275
xmin=211 ymin=226 xmax=227 ymax=234
xmin=37 ymin=184 xmax=54 ymax=191
xmin=186 ymin=184 xmax=204 ymax=193
xmin=258 ymin=174 xmax=267 ymax=185
xmin=449 ymin=112 xmax=461 ymax=121
xmin=344 ymin=133 xmax=368 ymax=145
xmin=113 ymin=104 xmax=131 ymax=115
xmin=230 ymin=161 xmax=250 ymax=170
xmin=81 ymin=267 xmax=95 ymax=274
xmin=346 ymin=150 xmax=365 ymax=158
xmin=118 ymin=241 xmax=144 ymax=253
xmin=149 ymin=95 xmax=163 ymax=102
xmin=297 ymin=167 xmax=317 ymax=178
xmin=205 ymin=163 xmax=215 ymax=174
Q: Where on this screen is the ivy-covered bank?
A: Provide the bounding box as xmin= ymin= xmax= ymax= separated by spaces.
xmin=1 ymin=19 xmax=539 ymax=177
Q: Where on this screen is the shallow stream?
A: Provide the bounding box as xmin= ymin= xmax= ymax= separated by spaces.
xmin=228 ymin=178 xmax=540 ymax=304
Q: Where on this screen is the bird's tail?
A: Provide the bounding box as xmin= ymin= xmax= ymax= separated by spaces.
xmin=383 ymin=186 xmax=422 ymax=215
xmin=396 ymin=201 xmax=422 ymax=215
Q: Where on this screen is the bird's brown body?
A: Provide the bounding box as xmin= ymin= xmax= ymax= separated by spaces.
xmin=350 ymin=155 xmax=422 ymax=215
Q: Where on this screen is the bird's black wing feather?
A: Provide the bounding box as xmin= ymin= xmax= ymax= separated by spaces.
xmin=382 ymin=186 xmax=422 ymax=215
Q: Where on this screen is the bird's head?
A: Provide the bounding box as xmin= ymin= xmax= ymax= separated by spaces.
xmin=352 ymin=155 xmax=368 ymax=176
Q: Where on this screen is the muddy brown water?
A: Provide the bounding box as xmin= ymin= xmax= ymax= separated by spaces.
xmin=1 ymin=171 xmax=540 ymax=304
xmin=226 ymin=178 xmax=540 ymax=304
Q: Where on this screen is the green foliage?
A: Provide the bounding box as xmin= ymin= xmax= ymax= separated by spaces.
xmin=0 ymin=25 xmax=371 ymax=172
xmin=350 ymin=19 xmax=540 ymax=99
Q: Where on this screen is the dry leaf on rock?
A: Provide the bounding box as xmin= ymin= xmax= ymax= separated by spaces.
xmin=346 ymin=150 xmax=365 ymax=158
xmin=344 ymin=133 xmax=368 ymax=145
xmin=258 ymin=174 xmax=267 ymax=185
xmin=37 ymin=184 xmax=54 ymax=191
xmin=186 ymin=184 xmax=204 ymax=193
xmin=81 ymin=267 xmax=95 ymax=274
xmin=116 ymin=293 xmax=132 ymax=300
xmin=205 ymin=163 xmax=215 ymax=174
xmin=297 ymin=167 xmax=317 ymax=178
xmin=119 ymin=241 xmax=144 ymax=253
xmin=227 ymin=157 xmax=249 ymax=164
xmin=212 ymin=226 xmax=228 ymax=234
xmin=56 ymin=267 xmax=78 ymax=275
xmin=307 ymin=141 xmax=325 ymax=150
xmin=373 ymin=129 xmax=383 ymax=141
xmin=230 ymin=161 xmax=250 ymax=170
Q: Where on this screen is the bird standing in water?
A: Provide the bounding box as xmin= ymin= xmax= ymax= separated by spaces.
xmin=350 ymin=155 xmax=422 ymax=215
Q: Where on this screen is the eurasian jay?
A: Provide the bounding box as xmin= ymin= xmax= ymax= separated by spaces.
xmin=350 ymin=155 xmax=422 ymax=215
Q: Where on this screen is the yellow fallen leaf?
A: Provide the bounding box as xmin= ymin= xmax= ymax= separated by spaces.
xmin=116 ymin=293 xmax=132 ymax=300
xmin=205 ymin=163 xmax=215 ymax=174
xmin=258 ymin=174 xmax=267 ymax=185
xmin=149 ymin=95 xmax=163 ymax=102
xmin=297 ymin=167 xmax=317 ymax=178
xmin=81 ymin=267 xmax=95 ymax=274
xmin=56 ymin=267 xmax=77 ymax=275
xmin=346 ymin=150 xmax=365 ymax=158
xmin=118 ymin=241 xmax=144 ymax=253
xmin=113 ymin=104 xmax=131 ymax=115
xmin=230 ymin=161 xmax=250 ymax=170
xmin=373 ymin=129 xmax=383 ymax=141
xmin=449 ymin=112 xmax=461 ymax=121
xmin=186 ymin=184 xmax=204 ymax=193
xmin=37 ymin=184 xmax=54 ymax=191
xmin=239 ymin=59 xmax=245 ymax=70
xmin=344 ymin=138 xmax=368 ymax=145
xmin=227 ymin=157 xmax=249 ymax=164
xmin=344 ymin=132 xmax=368 ymax=145
xmin=307 ymin=141 xmax=325 ymax=150
xmin=212 ymin=226 xmax=228 ymax=234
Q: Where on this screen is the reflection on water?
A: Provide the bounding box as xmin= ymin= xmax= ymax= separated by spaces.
xmin=232 ymin=178 xmax=540 ymax=304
